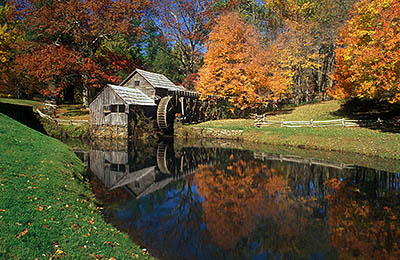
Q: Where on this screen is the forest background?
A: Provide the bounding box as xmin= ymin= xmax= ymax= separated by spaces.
xmin=0 ymin=0 xmax=399 ymax=114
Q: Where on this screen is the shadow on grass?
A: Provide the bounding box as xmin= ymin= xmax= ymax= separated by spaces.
xmin=56 ymin=104 xmax=89 ymax=118
xmin=62 ymin=110 xmax=89 ymax=117
xmin=332 ymin=98 xmax=400 ymax=133
xmin=263 ymin=107 xmax=295 ymax=117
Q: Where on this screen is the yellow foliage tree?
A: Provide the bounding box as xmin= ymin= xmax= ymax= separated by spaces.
xmin=265 ymin=0 xmax=321 ymax=102
xmin=0 ymin=13 xmax=12 ymax=91
xmin=0 ymin=4 xmax=17 ymax=96
xmin=196 ymin=12 xmax=289 ymax=111
xmin=265 ymin=0 xmax=356 ymax=101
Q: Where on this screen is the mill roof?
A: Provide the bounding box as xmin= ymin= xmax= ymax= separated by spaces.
xmin=121 ymin=68 xmax=187 ymax=91
xmin=108 ymin=84 xmax=156 ymax=106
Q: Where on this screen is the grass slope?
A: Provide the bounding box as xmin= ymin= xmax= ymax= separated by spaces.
xmin=0 ymin=113 xmax=155 ymax=260
xmin=178 ymin=101 xmax=400 ymax=160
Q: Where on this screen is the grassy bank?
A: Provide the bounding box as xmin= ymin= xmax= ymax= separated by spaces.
xmin=0 ymin=98 xmax=90 ymax=139
xmin=0 ymin=113 xmax=155 ymax=260
xmin=0 ymin=98 xmax=42 ymax=109
xmin=41 ymin=118 xmax=90 ymax=139
xmin=176 ymin=100 xmax=400 ymax=161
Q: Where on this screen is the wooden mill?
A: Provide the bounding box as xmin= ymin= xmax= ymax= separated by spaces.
xmin=90 ymin=69 xmax=217 ymax=136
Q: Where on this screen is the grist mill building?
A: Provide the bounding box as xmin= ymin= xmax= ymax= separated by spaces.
xmin=89 ymin=69 xmax=188 ymax=138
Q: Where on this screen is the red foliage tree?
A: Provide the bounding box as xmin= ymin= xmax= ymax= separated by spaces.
xmin=11 ymin=0 xmax=151 ymax=101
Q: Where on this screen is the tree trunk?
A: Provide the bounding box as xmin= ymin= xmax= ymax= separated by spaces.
xmin=82 ymin=86 xmax=89 ymax=108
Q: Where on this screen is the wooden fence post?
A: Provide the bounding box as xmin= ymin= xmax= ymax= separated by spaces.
xmin=311 ymin=119 xmax=314 ymax=127
xmin=342 ymin=118 xmax=345 ymax=127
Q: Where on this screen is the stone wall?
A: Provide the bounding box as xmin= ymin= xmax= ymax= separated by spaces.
xmin=90 ymin=125 xmax=129 ymax=139
xmin=175 ymin=126 xmax=244 ymax=140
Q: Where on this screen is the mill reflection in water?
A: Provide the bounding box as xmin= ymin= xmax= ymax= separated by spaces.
xmin=78 ymin=140 xmax=400 ymax=260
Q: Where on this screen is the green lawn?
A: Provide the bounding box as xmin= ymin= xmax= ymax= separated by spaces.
xmin=0 ymin=113 xmax=155 ymax=260
xmin=178 ymin=100 xmax=400 ymax=160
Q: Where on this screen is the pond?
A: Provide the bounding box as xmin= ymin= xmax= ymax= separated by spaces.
xmin=71 ymin=139 xmax=400 ymax=260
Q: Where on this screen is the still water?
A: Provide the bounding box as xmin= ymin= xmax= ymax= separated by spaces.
xmin=73 ymin=139 xmax=400 ymax=260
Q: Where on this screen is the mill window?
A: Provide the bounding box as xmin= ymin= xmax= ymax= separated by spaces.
xmin=110 ymin=164 xmax=126 ymax=172
xmin=110 ymin=105 xmax=118 ymax=113
xmin=103 ymin=105 xmax=110 ymax=113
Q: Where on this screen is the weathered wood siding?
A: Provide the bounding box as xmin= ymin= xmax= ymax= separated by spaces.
xmin=123 ymin=73 xmax=155 ymax=98
xmin=89 ymin=87 xmax=128 ymax=126
xmin=89 ymin=150 xmax=129 ymax=188
xmin=126 ymin=167 xmax=157 ymax=196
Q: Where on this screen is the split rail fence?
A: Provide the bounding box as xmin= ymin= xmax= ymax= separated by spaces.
xmin=37 ymin=108 xmax=88 ymax=126
xmin=254 ymin=115 xmax=365 ymax=128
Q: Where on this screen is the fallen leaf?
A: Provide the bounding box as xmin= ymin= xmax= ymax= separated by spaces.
xmin=16 ymin=229 xmax=28 ymax=238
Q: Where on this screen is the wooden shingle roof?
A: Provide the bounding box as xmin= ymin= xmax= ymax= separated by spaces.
xmin=121 ymin=68 xmax=187 ymax=91
xmin=109 ymin=84 xmax=156 ymax=106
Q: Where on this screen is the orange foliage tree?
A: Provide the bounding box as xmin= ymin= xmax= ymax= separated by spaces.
xmin=331 ymin=0 xmax=400 ymax=103
xmin=196 ymin=12 xmax=289 ymax=111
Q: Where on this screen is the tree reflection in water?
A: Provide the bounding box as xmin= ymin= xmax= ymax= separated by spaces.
xmin=194 ymin=154 xmax=332 ymax=258
xmin=326 ymin=177 xmax=400 ymax=260
xmin=81 ymin=140 xmax=400 ymax=260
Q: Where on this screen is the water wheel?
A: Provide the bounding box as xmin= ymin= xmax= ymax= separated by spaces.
xmin=156 ymin=143 xmax=174 ymax=174
xmin=157 ymin=96 xmax=175 ymax=133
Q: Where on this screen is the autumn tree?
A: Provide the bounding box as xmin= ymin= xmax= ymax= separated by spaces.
xmin=330 ymin=0 xmax=400 ymax=103
xmin=0 ymin=4 xmax=12 ymax=92
xmin=196 ymin=12 xmax=289 ymax=111
xmin=265 ymin=0 xmax=355 ymax=102
xmin=0 ymin=1 xmax=21 ymax=96
xmin=11 ymin=0 xmax=150 ymax=103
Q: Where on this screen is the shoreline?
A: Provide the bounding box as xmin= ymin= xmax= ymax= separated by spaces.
xmin=0 ymin=113 xmax=156 ymax=260
xmin=175 ymin=125 xmax=400 ymax=172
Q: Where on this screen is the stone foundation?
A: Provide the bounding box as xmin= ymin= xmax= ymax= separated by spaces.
xmin=175 ymin=126 xmax=244 ymax=140
xmin=90 ymin=125 xmax=129 ymax=139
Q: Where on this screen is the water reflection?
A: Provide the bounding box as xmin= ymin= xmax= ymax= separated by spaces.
xmin=76 ymin=140 xmax=400 ymax=260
